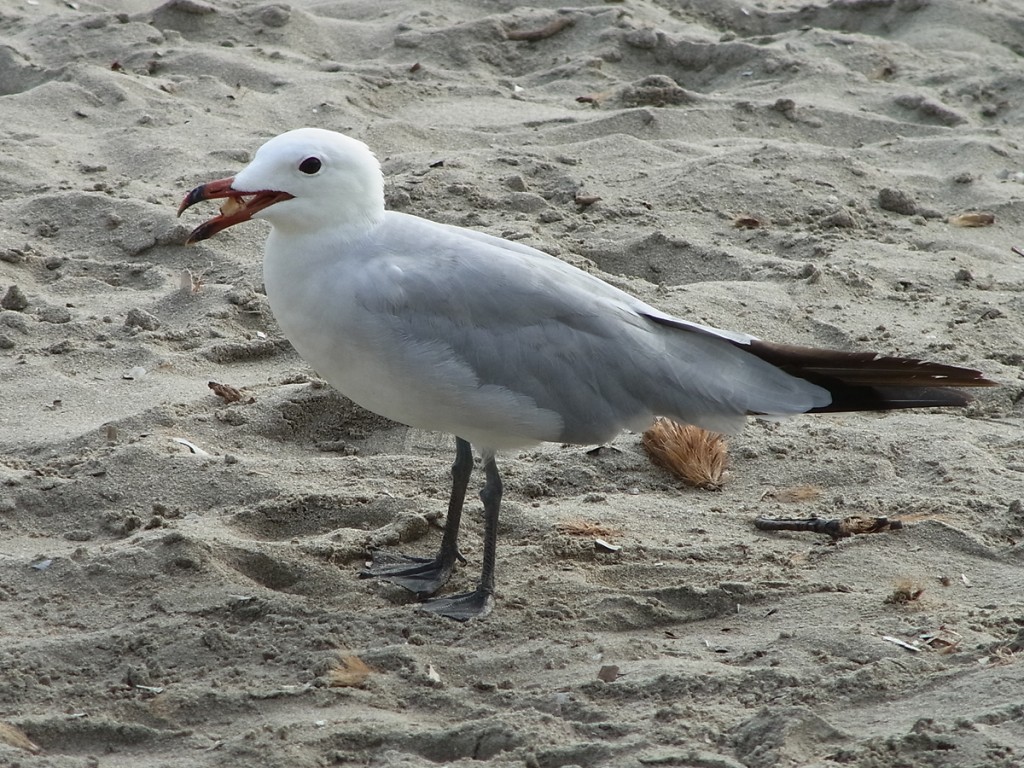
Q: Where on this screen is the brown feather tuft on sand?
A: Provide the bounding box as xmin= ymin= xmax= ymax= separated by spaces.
xmin=328 ymin=654 xmax=373 ymax=688
xmin=641 ymin=419 xmax=729 ymax=490
xmin=0 ymin=722 xmax=41 ymax=754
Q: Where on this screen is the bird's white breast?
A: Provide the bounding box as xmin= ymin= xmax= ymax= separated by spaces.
xmin=263 ymin=228 xmax=405 ymax=414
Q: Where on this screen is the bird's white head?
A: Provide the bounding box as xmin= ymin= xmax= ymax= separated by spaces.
xmin=179 ymin=127 xmax=385 ymax=243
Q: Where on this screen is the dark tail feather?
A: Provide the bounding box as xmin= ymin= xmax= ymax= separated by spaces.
xmin=741 ymin=340 xmax=996 ymax=413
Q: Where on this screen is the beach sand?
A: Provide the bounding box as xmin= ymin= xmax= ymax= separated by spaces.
xmin=1 ymin=1 xmax=1023 ymax=766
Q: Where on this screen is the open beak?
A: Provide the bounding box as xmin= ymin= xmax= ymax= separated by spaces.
xmin=177 ymin=177 xmax=294 ymax=244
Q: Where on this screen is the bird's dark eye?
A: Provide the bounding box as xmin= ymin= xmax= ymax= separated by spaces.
xmin=298 ymin=156 xmax=322 ymax=175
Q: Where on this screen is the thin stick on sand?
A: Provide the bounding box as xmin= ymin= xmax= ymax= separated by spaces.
xmin=754 ymin=515 xmax=904 ymax=541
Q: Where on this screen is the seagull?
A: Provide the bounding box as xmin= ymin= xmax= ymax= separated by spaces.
xmin=179 ymin=127 xmax=994 ymax=620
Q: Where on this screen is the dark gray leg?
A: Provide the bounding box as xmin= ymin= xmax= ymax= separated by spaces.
xmin=359 ymin=438 xmax=473 ymax=597
xmin=420 ymin=452 xmax=502 ymax=621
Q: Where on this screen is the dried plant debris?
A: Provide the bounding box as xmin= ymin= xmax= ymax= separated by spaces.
xmin=984 ymin=629 xmax=1023 ymax=665
xmin=556 ymin=518 xmax=623 ymax=539
xmin=882 ymin=627 xmax=963 ymax=654
xmin=642 ymin=419 xmax=728 ymax=490
xmin=984 ymin=647 xmax=1020 ymax=666
xmin=208 ymin=380 xmax=254 ymax=404
xmin=328 ymin=654 xmax=373 ymax=688
xmin=0 ymin=722 xmax=41 ymax=754
xmin=885 ymin=578 xmax=925 ymax=605
xmin=920 ymin=628 xmax=962 ymax=654
xmin=754 ymin=514 xmax=903 ymax=540
xmin=948 ymin=212 xmax=995 ymax=227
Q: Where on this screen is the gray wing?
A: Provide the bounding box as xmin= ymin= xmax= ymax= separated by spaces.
xmin=353 ymin=212 xmax=830 ymax=443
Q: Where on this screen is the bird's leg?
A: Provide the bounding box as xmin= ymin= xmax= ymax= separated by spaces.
xmin=359 ymin=437 xmax=472 ymax=597
xmin=421 ymin=452 xmax=502 ymax=621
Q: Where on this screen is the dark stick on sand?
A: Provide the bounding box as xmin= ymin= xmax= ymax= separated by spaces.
xmin=754 ymin=515 xmax=904 ymax=541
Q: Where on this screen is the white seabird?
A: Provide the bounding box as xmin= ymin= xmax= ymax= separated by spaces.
xmin=179 ymin=128 xmax=993 ymax=620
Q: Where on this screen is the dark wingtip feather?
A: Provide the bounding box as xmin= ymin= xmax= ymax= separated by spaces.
xmin=743 ymin=340 xmax=995 ymax=412
xmin=806 ymin=385 xmax=974 ymax=413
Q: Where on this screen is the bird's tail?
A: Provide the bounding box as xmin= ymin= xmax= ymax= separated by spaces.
xmin=740 ymin=340 xmax=996 ymax=412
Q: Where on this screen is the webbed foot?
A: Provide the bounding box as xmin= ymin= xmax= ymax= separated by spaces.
xmin=359 ymin=550 xmax=465 ymax=597
xmin=420 ymin=587 xmax=494 ymax=621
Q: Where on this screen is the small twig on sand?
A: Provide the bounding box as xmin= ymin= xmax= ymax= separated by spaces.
xmin=754 ymin=514 xmax=903 ymax=541
xmin=506 ymin=16 xmax=574 ymax=42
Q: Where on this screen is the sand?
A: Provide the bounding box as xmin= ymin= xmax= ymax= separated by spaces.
xmin=1 ymin=0 xmax=1023 ymax=766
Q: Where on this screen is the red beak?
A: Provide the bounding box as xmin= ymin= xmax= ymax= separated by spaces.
xmin=177 ymin=177 xmax=294 ymax=244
